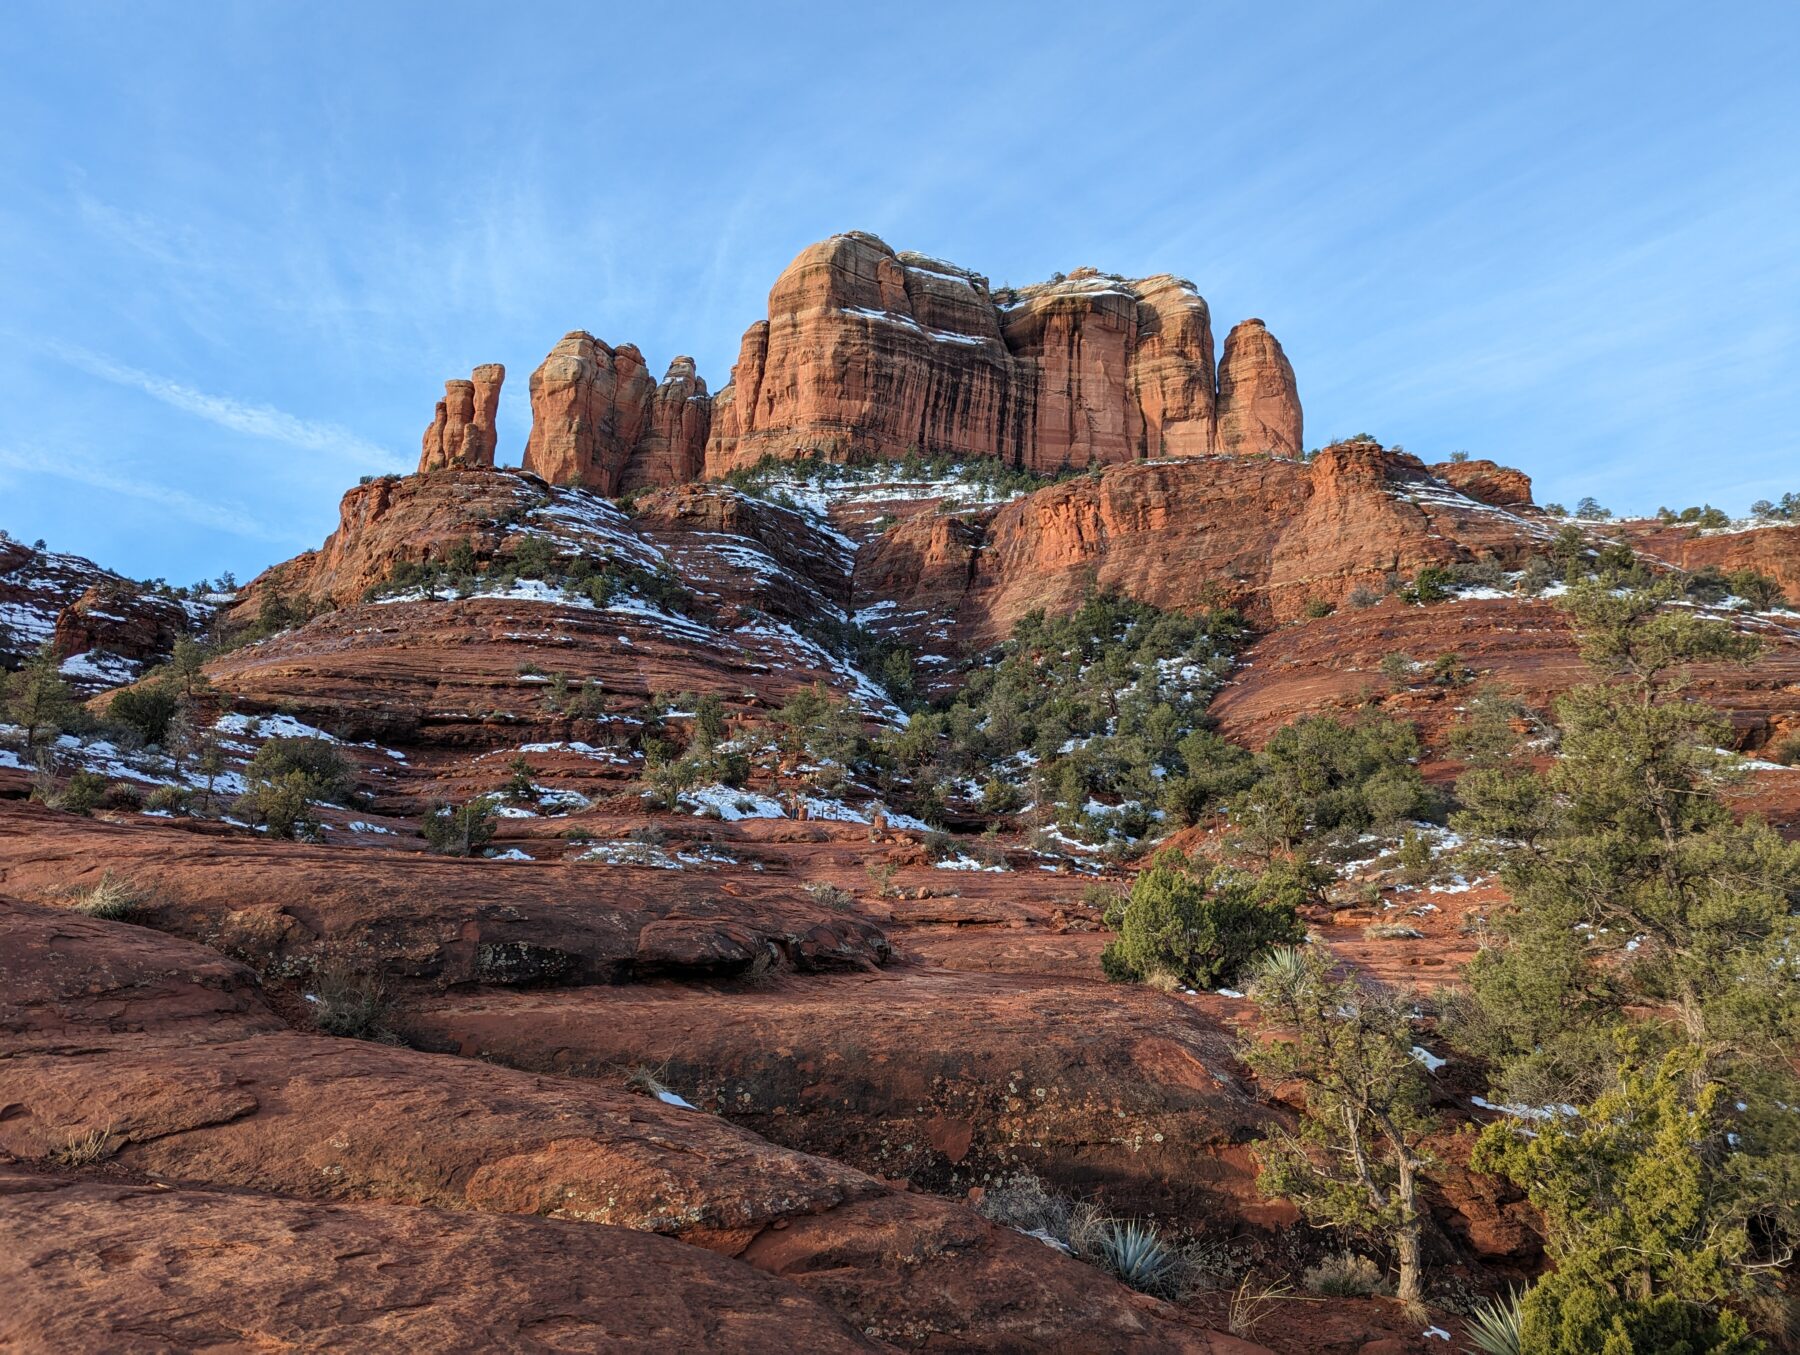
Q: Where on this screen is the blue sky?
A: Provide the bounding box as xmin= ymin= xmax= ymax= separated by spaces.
xmin=1 ymin=2 xmax=1795 ymax=584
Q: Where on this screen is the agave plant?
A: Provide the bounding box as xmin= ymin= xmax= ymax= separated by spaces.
xmin=1079 ymin=1217 xmax=1183 ymax=1299
xmin=1465 ymin=1287 xmax=1524 ymax=1355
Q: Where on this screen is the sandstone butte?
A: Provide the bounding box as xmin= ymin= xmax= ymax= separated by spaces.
xmin=413 ymin=230 xmax=1302 ymax=492
xmin=5 ymin=230 xmax=1800 ymax=1354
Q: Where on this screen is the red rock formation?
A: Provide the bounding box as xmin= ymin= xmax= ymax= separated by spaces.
xmin=703 ymin=233 xmax=1292 ymax=477
xmin=1617 ymin=520 xmax=1800 ymax=601
xmin=624 ymin=357 xmax=713 ymax=491
xmin=1430 ymin=457 xmax=1533 ymax=509
xmin=1129 ymin=275 xmax=1218 ymax=458
xmin=1214 ymin=319 xmax=1301 ymax=457
xmin=3 ymin=538 xmax=210 ymax=683
xmin=520 ymin=336 xmax=714 ymax=493
xmin=1207 ymin=593 xmax=1800 ymax=756
xmin=0 ymin=1170 xmax=882 ymax=1354
xmin=419 ymin=363 xmax=504 ymax=472
xmin=50 ymin=582 xmax=196 ymax=684
xmin=520 ymin=332 xmax=656 ymax=492
xmin=854 ymin=441 xmax=1542 ymax=658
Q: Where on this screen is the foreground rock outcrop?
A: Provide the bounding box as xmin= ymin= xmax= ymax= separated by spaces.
xmin=702 ymin=233 xmax=1300 ymax=477
xmin=0 ymin=895 xmax=1254 ymax=1353
xmin=0 ymin=1169 xmax=883 ymax=1355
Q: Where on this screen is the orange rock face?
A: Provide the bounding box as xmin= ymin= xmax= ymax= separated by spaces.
xmin=1214 ymin=319 xmax=1302 ymax=457
xmin=1429 ymin=457 xmax=1533 ymax=509
xmin=1617 ymin=520 xmax=1800 ymax=600
xmin=520 ymin=334 xmax=713 ymax=493
xmin=855 ymin=441 xmax=1544 ymax=658
xmin=419 ymin=363 xmax=504 ymax=472
xmin=703 ymin=233 xmax=1294 ymax=477
xmin=626 ymin=356 xmax=713 ymax=491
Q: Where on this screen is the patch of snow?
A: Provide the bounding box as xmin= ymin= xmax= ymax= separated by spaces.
xmin=58 ymin=650 xmax=140 ymax=684
xmin=215 ymin=712 xmax=340 ymax=743
xmin=1472 ymin=1095 xmax=1579 ymax=1121
xmin=1411 ymin=1046 xmax=1447 ymax=1072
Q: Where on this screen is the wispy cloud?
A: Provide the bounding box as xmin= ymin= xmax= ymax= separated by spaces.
xmin=0 ymin=444 xmax=297 ymax=543
xmin=48 ymin=342 xmax=407 ymax=471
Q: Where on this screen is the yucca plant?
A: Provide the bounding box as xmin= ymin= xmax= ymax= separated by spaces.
xmin=1465 ymin=1287 xmax=1524 ymax=1355
xmin=1250 ymin=944 xmax=1311 ymax=993
xmin=1077 ymin=1216 xmax=1183 ymax=1299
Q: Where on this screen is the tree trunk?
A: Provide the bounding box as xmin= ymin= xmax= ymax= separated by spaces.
xmin=1394 ymin=1155 xmax=1423 ymax=1305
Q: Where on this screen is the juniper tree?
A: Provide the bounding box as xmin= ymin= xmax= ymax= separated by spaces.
xmin=5 ymin=645 xmax=80 ymax=748
xmin=1242 ymin=945 xmax=1437 ymax=1306
xmin=1451 ymin=580 xmax=1799 ymax=1337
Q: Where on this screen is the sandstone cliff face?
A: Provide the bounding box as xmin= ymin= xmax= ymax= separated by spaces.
xmin=1617 ymin=520 xmax=1800 ymax=601
xmin=701 ymin=233 xmax=1295 ymax=477
xmin=854 ymin=441 xmax=1542 ymax=656
xmin=520 ymin=335 xmax=713 ymax=493
xmin=624 ymin=357 xmax=712 ymax=492
xmin=419 ymin=364 xmax=504 ymax=472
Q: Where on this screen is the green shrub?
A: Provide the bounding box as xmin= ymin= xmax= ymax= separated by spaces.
xmin=245 ymin=736 xmax=354 ymax=803
xmin=1257 ymin=710 xmax=1432 ymax=838
xmin=1403 ymin=565 xmax=1456 ymax=604
xmin=4 ymin=645 xmax=83 ymax=747
xmin=41 ymin=770 xmax=108 ymax=816
xmin=1101 ymin=849 xmax=1305 ymax=989
xmin=108 ymin=682 xmax=179 ymax=744
xmin=234 ymin=770 xmax=324 ymax=840
xmin=422 ymin=797 xmax=498 ymax=856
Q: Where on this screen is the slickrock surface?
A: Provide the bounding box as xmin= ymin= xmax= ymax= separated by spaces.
xmin=703 ymin=233 xmax=1298 ymax=476
xmin=0 ymin=1168 xmax=883 ymax=1355
xmin=0 ymin=804 xmax=892 ymax=983
xmin=1209 ymin=593 xmax=1800 ymax=753
xmin=402 ymin=966 xmax=1276 ymax=1223
xmin=0 ymin=896 xmax=1252 ymax=1353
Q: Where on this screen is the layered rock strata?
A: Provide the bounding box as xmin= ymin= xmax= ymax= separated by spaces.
xmin=501 ymin=233 xmax=1299 ymax=489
